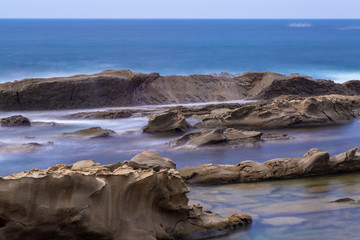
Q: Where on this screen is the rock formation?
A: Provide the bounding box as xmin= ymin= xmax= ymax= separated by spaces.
xmin=0 ymin=115 xmax=31 ymax=127
xmin=62 ymin=127 xmax=116 ymax=139
xmin=179 ymin=147 xmax=360 ymax=185
xmin=1 ymin=70 xmax=359 ymax=110
xmin=0 ymin=152 xmax=252 ymax=240
xmin=142 ymin=111 xmax=191 ymax=133
xmin=0 ymin=142 xmax=53 ymax=154
xmin=195 ymin=96 xmax=356 ymax=129
xmin=169 ymin=128 xmax=262 ymax=149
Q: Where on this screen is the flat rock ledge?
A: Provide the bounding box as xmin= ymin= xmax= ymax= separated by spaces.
xmin=62 ymin=127 xmax=116 ymax=139
xmin=179 ymin=147 xmax=360 ymax=185
xmin=0 ymin=151 xmax=251 ymax=240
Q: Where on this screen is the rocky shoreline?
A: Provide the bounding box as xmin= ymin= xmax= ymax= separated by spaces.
xmin=1 ymin=70 xmax=360 ymax=110
xmin=1 ymin=70 xmax=360 ymax=239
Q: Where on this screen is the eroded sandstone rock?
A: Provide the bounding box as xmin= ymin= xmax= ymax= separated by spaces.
xmin=195 ymin=96 xmax=356 ymax=129
xmin=0 ymin=115 xmax=31 ymax=127
xmin=143 ymin=111 xmax=191 ymax=133
xmin=169 ymin=128 xmax=262 ymax=149
xmin=179 ymin=147 xmax=360 ymax=185
xmin=62 ymin=127 xmax=116 ymax=139
xmin=0 ymin=142 xmax=53 ymax=154
xmin=0 ymin=157 xmax=252 ymax=240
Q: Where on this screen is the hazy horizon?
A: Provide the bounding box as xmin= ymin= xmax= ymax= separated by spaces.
xmin=1 ymin=0 xmax=359 ymax=19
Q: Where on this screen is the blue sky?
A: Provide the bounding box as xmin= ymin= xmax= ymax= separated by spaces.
xmin=0 ymin=0 xmax=359 ymax=19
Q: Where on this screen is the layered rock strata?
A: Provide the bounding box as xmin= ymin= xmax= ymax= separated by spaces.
xmin=169 ymin=128 xmax=262 ymax=149
xmin=1 ymin=70 xmax=360 ymax=110
xmin=0 ymin=151 xmax=252 ymax=240
xmin=142 ymin=111 xmax=191 ymax=133
xmin=179 ymin=147 xmax=360 ymax=185
xmin=195 ymin=96 xmax=356 ymax=129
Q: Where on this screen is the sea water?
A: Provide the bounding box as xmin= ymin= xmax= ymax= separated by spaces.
xmin=1 ymin=19 xmax=360 ymax=82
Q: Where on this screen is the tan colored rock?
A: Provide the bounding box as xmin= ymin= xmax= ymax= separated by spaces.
xmin=143 ymin=110 xmax=191 ymax=133
xmin=62 ymin=127 xmax=116 ymax=139
xmin=179 ymin=147 xmax=360 ymax=185
xmin=127 ymin=150 xmax=176 ymax=170
xmin=169 ymin=128 xmax=262 ymax=149
xmin=196 ymin=96 xmax=356 ymax=129
xmin=0 ymin=156 xmax=252 ymax=240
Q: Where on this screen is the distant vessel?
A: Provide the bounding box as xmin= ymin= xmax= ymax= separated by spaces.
xmin=288 ymin=23 xmax=312 ymax=28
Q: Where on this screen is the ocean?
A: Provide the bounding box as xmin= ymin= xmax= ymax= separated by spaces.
xmin=1 ymin=19 xmax=360 ymax=83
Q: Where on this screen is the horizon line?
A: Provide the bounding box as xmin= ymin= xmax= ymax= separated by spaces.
xmin=1 ymin=17 xmax=360 ymax=20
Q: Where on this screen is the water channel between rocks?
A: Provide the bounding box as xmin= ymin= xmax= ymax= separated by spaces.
xmin=1 ymin=104 xmax=360 ymax=239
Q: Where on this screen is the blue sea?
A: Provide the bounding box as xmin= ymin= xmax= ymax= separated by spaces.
xmin=1 ymin=19 xmax=360 ymax=83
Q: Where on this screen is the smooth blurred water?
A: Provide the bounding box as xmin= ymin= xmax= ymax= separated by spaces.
xmin=1 ymin=19 xmax=360 ymax=82
xmin=1 ymin=107 xmax=360 ymax=239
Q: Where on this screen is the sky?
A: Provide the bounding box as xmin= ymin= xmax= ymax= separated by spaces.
xmin=0 ymin=0 xmax=359 ymax=19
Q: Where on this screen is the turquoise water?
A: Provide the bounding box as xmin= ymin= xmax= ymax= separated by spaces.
xmin=1 ymin=19 xmax=360 ymax=82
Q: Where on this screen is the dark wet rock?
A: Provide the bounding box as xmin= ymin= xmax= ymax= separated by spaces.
xmin=330 ymin=198 xmax=355 ymax=203
xmin=179 ymin=147 xmax=360 ymax=185
xmin=0 ymin=142 xmax=53 ymax=154
xmin=1 ymin=70 xmax=359 ymax=111
xmin=0 ymin=156 xmax=252 ymax=240
xmin=143 ymin=110 xmax=191 ymax=133
xmin=195 ymin=96 xmax=356 ymax=129
xmin=62 ymin=127 xmax=116 ymax=139
xmin=0 ymin=115 xmax=30 ymax=127
xmin=169 ymin=128 xmax=262 ymax=149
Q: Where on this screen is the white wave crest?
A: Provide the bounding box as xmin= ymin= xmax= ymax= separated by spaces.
xmin=288 ymin=23 xmax=312 ymax=28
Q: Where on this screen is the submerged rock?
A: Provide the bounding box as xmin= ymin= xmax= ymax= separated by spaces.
xmin=62 ymin=109 xmax=138 ymax=119
xmin=0 ymin=115 xmax=31 ymax=127
xmin=169 ymin=128 xmax=262 ymax=149
xmin=195 ymin=96 xmax=356 ymax=129
xmin=0 ymin=156 xmax=252 ymax=240
xmin=62 ymin=127 xmax=116 ymax=139
xmin=179 ymin=147 xmax=360 ymax=185
xmin=0 ymin=142 xmax=53 ymax=154
xmin=143 ymin=110 xmax=191 ymax=133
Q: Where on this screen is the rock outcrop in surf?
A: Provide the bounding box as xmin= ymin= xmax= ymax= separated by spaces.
xmin=179 ymin=147 xmax=360 ymax=185
xmin=1 ymin=70 xmax=360 ymax=110
xmin=0 ymin=151 xmax=252 ymax=240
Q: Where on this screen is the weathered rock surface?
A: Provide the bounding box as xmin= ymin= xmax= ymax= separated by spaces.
xmin=0 ymin=115 xmax=31 ymax=127
xmin=195 ymin=96 xmax=356 ymax=129
xmin=0 ymin=142 xmax=53 ymax=154
xmin=1 ymin=70 xmax=359 ymax=110
xmin=179 ymin=147 xmax=360 ymax=185
xmin=143 ymin=111 xmax=191 ymax=133
xmin=0 ymin=155 xmax=252 ymax=240
xmin=62 ymin=127 xmax=116 ymax=139
xmin=169 ymin=128 xmax=262 ymax=149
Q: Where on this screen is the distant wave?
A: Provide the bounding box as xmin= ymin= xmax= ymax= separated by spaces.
xmin=337 ymin=26 xmax=360 ymax=31
xmin=288 ymin=23 xmax=312 ymax=28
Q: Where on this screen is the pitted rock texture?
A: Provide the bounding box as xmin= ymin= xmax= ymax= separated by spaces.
xmin=195 ymin=96 xmax=356 ymax=129
xmin=179 ymin=147 xmax=360 ymax=185
xmin=0 ymin=152 xmax=252 ymax=240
